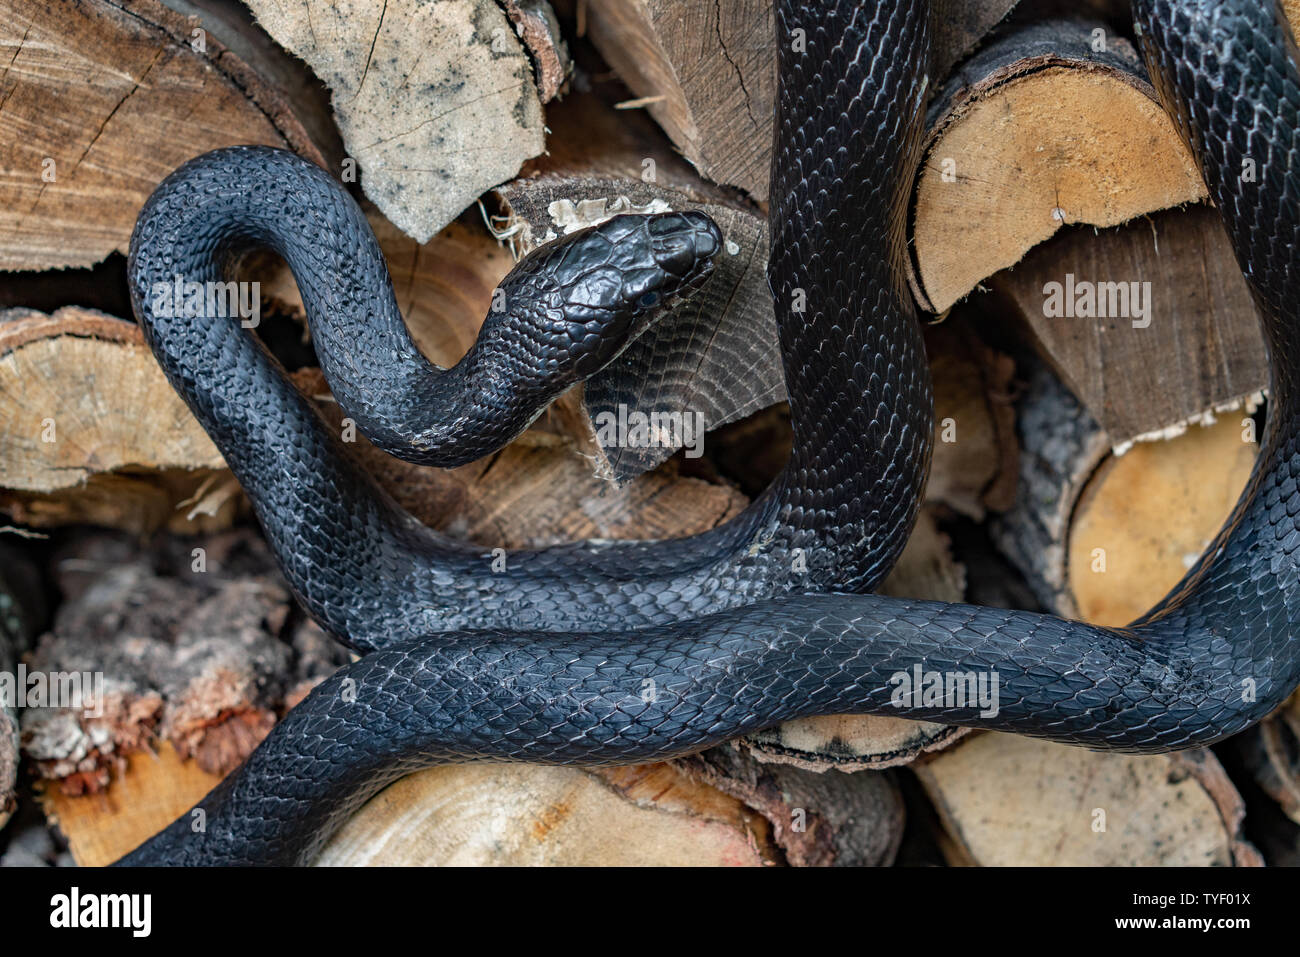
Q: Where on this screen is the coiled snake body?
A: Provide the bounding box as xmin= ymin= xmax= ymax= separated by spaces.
xmin=120 ymin=0 xmax=1300 ymax=864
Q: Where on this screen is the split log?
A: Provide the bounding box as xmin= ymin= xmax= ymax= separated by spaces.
xmin=0 ymin=308 xmax=238 ymax=535
xmin=992 ymin=364 xmax=1258 ymax=625
xmin=242 ymin=0 xmax=561 ymax=244
xmin=909 ymin=19 xmax=1206 ymax=314
xmin=991 ymin=206 xmax=1266 ymax=451
xmin=0 ymin=0 xmax=323 ymax=271
xmin=578 ymin=0 xmax=1020 ymax=202
xmin=914 ymin=733 xmax=1261 ymax=866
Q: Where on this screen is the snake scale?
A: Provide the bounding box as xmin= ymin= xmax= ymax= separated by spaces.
xmin=117 ymin=0 xmax=1300 ymax=864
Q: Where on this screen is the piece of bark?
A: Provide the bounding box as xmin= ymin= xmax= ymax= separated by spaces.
xmin=909 ymin=19 xmax=1206 ymax=314
xmin=28 ymin=530 xmax=352 ymax=866
xmin=317 ymin=762 xmax=777 ymax=866
xmin=579 ymin=0 xmax=1020 ymax=203
xmin=0 ymin=0 xmax=323 ymax=272
xmin=18 ymin=530 xmax=328 ymax=798
xmin=989 ymin=365 xmax=1110 ymax=618
xmin=993 ymin=364 xmax=1258 ymax=625
xmin=930 ymin=0 xmax=1022 ymax=77
xmin=243 ymin=0 xmax=548 ymax=244
xmin=992 ymin=205 xmax=1266 ymax=451
xmin=494 ymin=89 xmax=780 ymax=484
xmin=503 ymin=0 xmax=572 ymax=102
xmin=0 ymin=542 xmax=43 ymax=830
xmin=678 ymin=743 xmax=905 ymax=866
xmin=0 ymin=584 xmax=18 ymax=830
xmin=914 ymin=733 xmax=1262 ymax=866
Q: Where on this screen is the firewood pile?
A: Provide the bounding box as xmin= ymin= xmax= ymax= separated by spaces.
xmin=0 ymin=0 xmax=1296 ymax=867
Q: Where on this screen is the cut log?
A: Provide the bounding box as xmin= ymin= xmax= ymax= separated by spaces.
xmin=0 ymin=0 xmax=323 ymax=272
xmin=243 ymin=0 xmax=552 ymax=244
xmin=991 ymin=205 xmax=1266 ymax=451
xmin=579 ymin=0 xmax=1020 ymax=202
xmin=909 ymin=19 xmax=1206 ymax=314
xmin=992 ymin=364 xmax=1258 ymax=625
xmin=914 ymin=733 xmax=1262 ymax=866
xmin=317 ymin=763 xmax=778 ymax=866
xmin=0 ymin=308 xmax=237 ymax=535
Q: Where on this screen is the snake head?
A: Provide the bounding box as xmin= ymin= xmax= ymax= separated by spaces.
xmin=495 ymin=211 xmax=723 ymax=384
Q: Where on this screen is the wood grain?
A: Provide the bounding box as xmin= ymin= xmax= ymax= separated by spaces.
xmin=0 ymin=0 xmax=321 ymax=271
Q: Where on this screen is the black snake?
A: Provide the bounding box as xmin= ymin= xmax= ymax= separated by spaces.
xmin=117 ymin=0 xmax=1300 ymax=864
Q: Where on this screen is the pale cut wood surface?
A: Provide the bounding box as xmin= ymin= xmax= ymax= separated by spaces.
xmin=1067 ymin=413 xmax=1258 ymax=627
xmin=318 ymin=763 xmax=777 ymax=867
xmin=916 ymin=734 xmax=1261 ymax=866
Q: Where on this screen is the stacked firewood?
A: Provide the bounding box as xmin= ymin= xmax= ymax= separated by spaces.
xmin=0 ymin=0 xmax=1295 ymax=866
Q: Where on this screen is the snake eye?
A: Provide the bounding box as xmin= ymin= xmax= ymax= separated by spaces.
xmin=638 ymin=291 xmax=660 ymax=308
